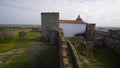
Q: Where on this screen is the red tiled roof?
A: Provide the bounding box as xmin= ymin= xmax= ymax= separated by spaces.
xmin=59 ymin=20 xmax=86 ymax=24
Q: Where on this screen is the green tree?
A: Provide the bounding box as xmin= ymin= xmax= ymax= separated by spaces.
xmin=18 ymin=31 xmax=27 ymax=38
xmin=0 ymin=34 xmax=5 ymax=43
xmin=0 ymin=32 xmax=15 ymax=43
xmin=0 ymin=27 xmax=4 ymax=31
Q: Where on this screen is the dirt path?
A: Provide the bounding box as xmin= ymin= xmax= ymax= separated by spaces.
xmin=79 ymin=55 xmax=89 ymax=64
xmin=0 ymin=48 xmax=24 ymax=64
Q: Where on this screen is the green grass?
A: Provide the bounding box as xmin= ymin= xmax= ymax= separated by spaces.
xmin=0 ymin=31 xmax=40 ymax=52
xmin=1 ymin=50 xmax=32 ymax=68
xmin=4 ymin=32 xmax=38 ymax=68
xmin=88 ymin=46 xmax=120 ymax=68
xmin=0 ymin=43 xmax=14 ymax=53
xmin=27 ymin=32 xmax=40 ymax=38
xmin=0 ymin=38 xmax=33 ymax=68
xmin=76 ymin=42 xmax=120 ymax=68
xmin=0 ymin=38 xmax=30 ymax=53
xmin=76 ymin=43 xmax=85 ymax=54
xmin=78 ymin=56 xmax=84 ymax=62
xmin=13 ymin=38 xmax=31 ymax=49
xmin=82 ymin=63 xmax=90 ymax=68
xmin=0 ymin=31 xmax=40 ymax=68
xmin=78 ymin=55 xmax=90 ymax=68
xmin=0 ymin=31 xmax=59 ymax=68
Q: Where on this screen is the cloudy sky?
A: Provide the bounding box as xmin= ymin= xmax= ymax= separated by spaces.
xmin=0 ymin=0 xmax=120 ymax=27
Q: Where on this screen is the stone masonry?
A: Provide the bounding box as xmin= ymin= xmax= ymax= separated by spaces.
xmin=85 ymin=23 xmax=96 ymax=41
xmin=41 ymin=12 xmax=59 ymax=45
xmin=94 ymin=29 xmax=120 ymax=55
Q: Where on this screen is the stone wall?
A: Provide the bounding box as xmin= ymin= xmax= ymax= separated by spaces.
xmin=69 ymin=36 xmax=85 ymax=48
xmin=69 ymin=36 xmax=95 ymax=55
xmin=94 ymin=30 xmax=120 ymax=55
xmin=94 ymin=30 xmax=106 ymax=45
xmin=104 ymin=30 xmax=120 ymax=54
xmin=49 ymin=29 xmax=59 ymax=45
xmin=83 ymin=41 xmax=94 ymax=55
xmin=85 ymin=24 xmax=96 ymax=41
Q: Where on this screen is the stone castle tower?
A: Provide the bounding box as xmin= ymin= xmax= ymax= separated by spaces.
xmin=41 ymin=12 xmax=59 ymax=44
xmin=41 ymin=12 xmax=59 ymax=29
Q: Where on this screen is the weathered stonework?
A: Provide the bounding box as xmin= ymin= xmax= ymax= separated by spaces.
xmin=94 ymin=29 xmax=120 ymax=55
xmin=41 ymin=12 xmax=59 ymax=45
xmin=94 ymin=30 xmax=106 ymax=45
xmin=69 ymin=36 xmax=85 ymax=48
xmin=85 ymin=24 xmax=96 ymax=41
xmin=41 ymin=12 xmax=59 ymax=29
xmin=83 ymin=41 xmax=94 ymax=55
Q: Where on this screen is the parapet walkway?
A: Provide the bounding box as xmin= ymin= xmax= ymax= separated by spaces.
xmin=59 ymin=29 xmax=82 ymax=68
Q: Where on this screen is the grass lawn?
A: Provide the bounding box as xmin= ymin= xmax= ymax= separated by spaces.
xmin=0 ymin=43 xmax=14 ymax=53
xmin=0 ymin=31 xmax=40 ymax=53
xmin=0 ymin=31 xmax=40 ymax=68
xmin=0 ymin=31 xmax=59 ymax=68
xmin=29 ymin=42 xmax=59 ymax=68
xmin=27 ymin=32 xmax=40 ymax=38
xmin=76 ymin=43 xmax=85 ymax=54
xmin=13 ymin=38 xmax=31 ymax=49
xmin=1 ymin=50 xmax=32 ymax=68
xmin=76 ymin=43 xmax=90 ymax=68
xmin=88 ymin=46 xmax=120 ymax=68
xmin=0 ymin=38 xmax=33 ymax=68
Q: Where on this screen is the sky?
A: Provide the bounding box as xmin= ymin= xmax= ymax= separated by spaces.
xmin=0 ymin=0 xmax=120 ymax=27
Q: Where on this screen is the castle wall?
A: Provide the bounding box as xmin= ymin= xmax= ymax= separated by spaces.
xmin=94 ymin=30 xmax=120 ymax=55
xmin=104 ymin=30 xmax=120 ymax=54
xmin=85 ymin=24 xmax=96 ymax=41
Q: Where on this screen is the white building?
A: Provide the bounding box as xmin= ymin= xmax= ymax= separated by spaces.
xmin=59 ymin=15 xmax=86 ymax=37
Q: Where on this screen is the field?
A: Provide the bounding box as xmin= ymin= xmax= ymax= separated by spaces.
xmin=0 ymin=43 xmax=14 ymax=53
xmin=89 ymin=46 xmax=120 ymax=68
xmin=0 ymin=28 xmax=59 ymax=68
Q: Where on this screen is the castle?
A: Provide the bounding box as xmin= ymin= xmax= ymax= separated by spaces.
xmin=41 ymin=12 xmax=95 ymax=39
xmin=41 ymin=12 xmax=120 ymax=68
xmin=41 ymin=12 xmax=120 ymax=54
xmin=41 ymin=12 xmax=96 ymax=68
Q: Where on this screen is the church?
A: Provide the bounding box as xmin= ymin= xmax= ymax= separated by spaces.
xmin=41 ymin=12 xmax=94 ymax=39
xmin=59 ymin=15 xmax=86 ymax=37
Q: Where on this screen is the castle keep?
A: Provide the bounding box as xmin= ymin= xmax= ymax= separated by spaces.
xmin=41 ymin=12 xmax=59 ymax=44
xmin=41 ymin=12 xmax=59 ymax=29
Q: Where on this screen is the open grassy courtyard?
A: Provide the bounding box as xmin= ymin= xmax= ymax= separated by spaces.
xmin=0 ymin=31 xmax=59 ymax=68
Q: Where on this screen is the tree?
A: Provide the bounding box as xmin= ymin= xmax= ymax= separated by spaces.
xmin=0 ymin=32 xmax=15 ymax=43
xmin=0 ymin=34 xmax=5 ymax=43
xmin=0 ymin=27 xmax=4 ymax=31
xmin=18 ymin=31 xmax=27 ymax=38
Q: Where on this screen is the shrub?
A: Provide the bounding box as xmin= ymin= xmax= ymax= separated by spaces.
xmin=76 ymin=43 xmax=85 ymax=54
xmin=74 ymin=33 xmax=85 ymax=36
xmin=18 ymin=31 xmax=27 ymax=38
xmin=0 ymin=32 xmax=15 ymax=43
